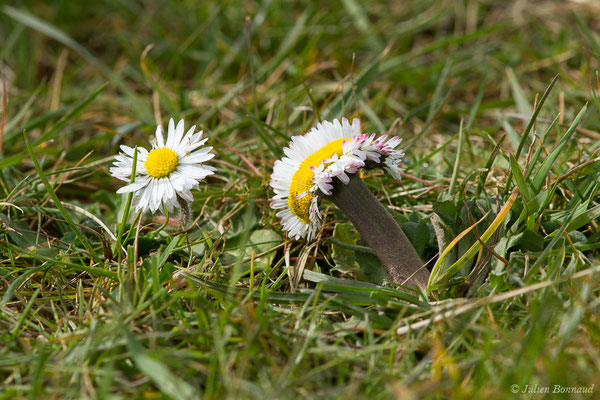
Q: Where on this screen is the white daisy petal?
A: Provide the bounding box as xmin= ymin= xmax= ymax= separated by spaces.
xmin=269 ymin=118 xmax=406 ymax=240
xmin=110 ymin=119 xmax=215 ymax=213
xmin=175 ymin=119 xmax=185 ymax=143
xmin=165 ymin=119 xmax=176 ymax=148
xmin=180 ymin=152 xmax=215 ymax=164
xmin=179 ymin=188 xmax=194 ymax=202
xmin=183 ymin=126 xmax=197 ymax=143
xmin=116 ymin=177 xmax=150 ymax=194
xmin=149 ymin=181 xmax=158 ymax=212
xmin=137 ymin=185 xmax=152 ymax=211
xmin=120 ymin=145 xmax=135 ymax=157
xmin=179 ymin=165 xmax=213 ymax=180
xmin=188 ymin=138 xmax=210 ymax=152
xmin=155 ymin=125 xmax=165 ymax=148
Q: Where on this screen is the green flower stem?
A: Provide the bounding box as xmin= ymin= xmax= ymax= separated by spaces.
xmin=116 ymin=146 xmax=138 ymax=267
xmin=325 ymin=174 xmax=429 ymax=291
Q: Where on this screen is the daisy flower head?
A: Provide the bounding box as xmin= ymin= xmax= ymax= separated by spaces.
xmin=269 ymin=117 xmax=406 ymax=240
xmin=110 ymin=119 xmax=215 ymax=213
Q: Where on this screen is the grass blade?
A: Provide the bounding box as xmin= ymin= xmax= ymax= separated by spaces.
xmin=509 ymin=154 xmax=531 ymax=203
xmin=448 ymin=119 xmax=465 ymax=196
xmin=514 ymin=74 xmax=558 ymax=159
xmin=3 ymin=6 xmax=150 ymax=119
xmin=35 ymin=83 xmax=108 ymax=145
xmin=124 ymin=329 xmax=199 ymax=399
xmin=531 ymin=104 xmax=587 ymax=192
xmin=23 ymin=131 xmax=101 ymax=264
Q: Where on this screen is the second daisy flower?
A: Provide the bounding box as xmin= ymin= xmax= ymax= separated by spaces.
xmin=111 ymin=118 xmax=215 ymax=213
xmin=270 ymin=118 xmax=405 ymax=240
xmin=270 ymin=117 xmax=429 ymax=290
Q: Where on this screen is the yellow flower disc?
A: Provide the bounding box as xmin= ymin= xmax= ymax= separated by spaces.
xmin=144 ymin=147 xmax=179 ymax=179
xmin=288 ymin=138 xmax=345 ymax=223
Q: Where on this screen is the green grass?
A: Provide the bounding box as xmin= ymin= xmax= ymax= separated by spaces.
xmin=2 ymin=0 xmax=600 ymax=398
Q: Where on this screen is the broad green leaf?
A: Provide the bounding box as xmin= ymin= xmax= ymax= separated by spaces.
xmin=331 ymin=223 xmax=361 ymax=273
xmin=507 ymin=229 xmax=545 ymax=252
xmin=401 ymin=220 xmax=430 ymax=258
xmin=225 ymin=229 xmax=282 ymax=271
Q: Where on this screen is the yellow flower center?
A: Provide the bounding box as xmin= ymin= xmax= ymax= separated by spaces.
xmin=288 ymin=138 xmax=345 ymax=223
xmin=144 ymin=147 xmax=179 ymax=179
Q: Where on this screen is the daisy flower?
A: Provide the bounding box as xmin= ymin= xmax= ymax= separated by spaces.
xmin=269 ymin=117 xmax=429 ymax=291
xmin=269 ymin=118 xmax=405 ymax=240
xmin=111 ymin=118 xmax=215 ymax=213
